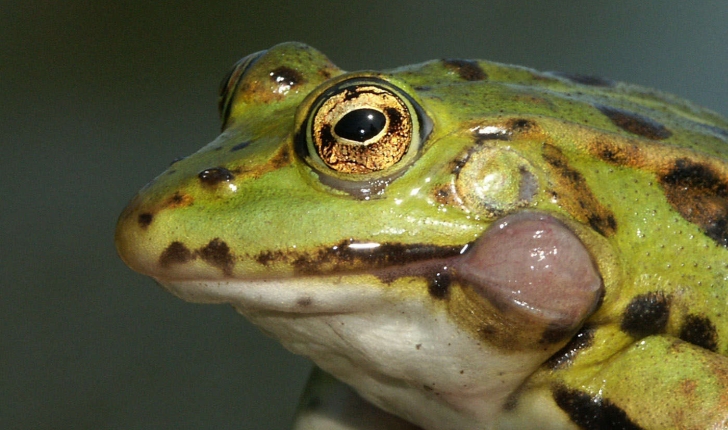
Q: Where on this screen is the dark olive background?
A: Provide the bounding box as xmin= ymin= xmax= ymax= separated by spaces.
xmin=4 ymin=1 xmax=727 ymax=429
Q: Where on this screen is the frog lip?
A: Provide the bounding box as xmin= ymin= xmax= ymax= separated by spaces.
xmin=154 ymin=211 xmax=603 ymax=327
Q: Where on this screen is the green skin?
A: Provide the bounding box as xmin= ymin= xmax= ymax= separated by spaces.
xmin=116 ymin=42 xmax=728 ymax=429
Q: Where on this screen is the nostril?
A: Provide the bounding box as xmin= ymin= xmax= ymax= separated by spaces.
xmin=198 ymin=167 xmax=235 ymax=186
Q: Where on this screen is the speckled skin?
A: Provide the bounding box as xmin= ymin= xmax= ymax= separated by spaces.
xmin=116 ymin=43 xmax=728 ymax=429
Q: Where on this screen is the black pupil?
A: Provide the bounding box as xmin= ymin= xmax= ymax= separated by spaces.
xmin=334 ymin=108 xmax=386 ymax=142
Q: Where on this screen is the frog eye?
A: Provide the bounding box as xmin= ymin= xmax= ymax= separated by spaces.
xmin=302 ymin=78 xmax=429 ymax=176
xmin=218 ymin=50 xmax=266 ymax=129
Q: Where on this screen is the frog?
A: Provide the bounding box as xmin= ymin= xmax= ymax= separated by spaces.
xmin=115 ymin=42 xmax=728 ymax=429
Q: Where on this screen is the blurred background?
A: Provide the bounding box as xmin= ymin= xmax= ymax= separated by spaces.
xmin=3 ymin=1 xmax=727 ymax=429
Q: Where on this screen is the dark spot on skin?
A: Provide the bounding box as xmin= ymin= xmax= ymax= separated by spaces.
xmin=679 ymin=314 xmax=718 ymax=352
xmin=269 ymin=66 xmax=303 ymax=88
xmin=503 ymin=384 xmax=527 ymax=411
xmin=198 ymin=167 xmax=235 ymax=186
xmin=270 ymin=147 xmax=291 ymax=168
xmin=479 ymin=324 xmax=498 ymax=339
xmin=542 ymin=145 xmax=617 ymax=236
xmin=508 ymin=118 xmax=535 ymax=132
xmin=423 ymin=385 xmax=433 ymax=392
xmin=620 ymin=291 xmax=670 ymax=338
xmin=199 ymin=238 xmax=234 ymax=275
xmin=545 ymin=325 xmax=596 ymax=370
xmin=442 ymin=59 xmax=487 ymax=81
xmin=230 ymin=141 xmax=252 ymax=152
xmin=255 ymin=250 xmax=285 ymax=266
xmin=551 ymin=71 xmax=615 ymax=87
xmin=432 ymin=184 xmax=460 ymax=207
xmin=553 ymin=385 xmax=643 ymax=430
xmin=596 ymin=105 xmax=672 ymax=140
xmin=416 ymin=344 xmax=422 ymax=350
xmin=296 ymin=297 xmax=313 ymax=307
xmin=427 ymin=268 xmax=451 ymax=300
xmin=159 ymin=241 xmax=194 ymax=267
xmin=589 ymin=138 xmax=644 ymax=167
xmin=164 ymin=191 xmax=193 ymax=209
xmin=659 ymin=158 xmax=728 ymax=247
xmin=318 ymin=68 xmax=332 ymax=80
xmin=138 ymin=212 xmax=153 ymax=228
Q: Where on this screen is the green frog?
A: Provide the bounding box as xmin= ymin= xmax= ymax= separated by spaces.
xmin=115 ymin=42 xmax=728 ymax=429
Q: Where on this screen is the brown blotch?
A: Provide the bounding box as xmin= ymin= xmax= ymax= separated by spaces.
xmin=164 ymin=192 xmax=193 ymax=209
xmin=442 ymin=59 xmax=487 ymax=81
xmin=160 ymin=241 xmax=194 ymax=267
xmin=269 ymin=146 xmax=291 ymax=169
xmin=508 ymin=118 xmax=536 ymax=133
xmin=589 ymin=138 xmax=644 ymax=167
xmin=199 ymin=238 xmax=234 ymax=275
xmin=596 ymin=105 xmax=672 ymax=140
xmin=620 ymin=291 xmax=671 ymax=339
xmin=433 ymin=184 xmax=459 ymax=206
xmin=545 ymin=325 xmax=596 ymax=370
xmin=255 ymin=250 xmax=286 ymax=266
xmin=679 ymin=314 xmax=718 ymax=352
xmin=269 ymin=66 xmax=303 ymax=88
xmin=138 ymin=212 xmax=154 ymax=228
xmin=541 ymin=145 xmax=617 ymax=236
xmin=659 ymin=158 xmax=728 ymax=247
xmin=503 ymin=384 xmax=529 ymax=412
xmin=296 ymin=296 xmax=313 ymax=307
xmin=553 ymin=385 xmax=643 ymax=430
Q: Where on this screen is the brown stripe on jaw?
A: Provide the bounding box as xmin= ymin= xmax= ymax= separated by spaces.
xmin=289 ymin=240 xmax=466 ymax=275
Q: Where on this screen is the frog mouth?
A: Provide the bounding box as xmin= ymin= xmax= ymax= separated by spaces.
xmin=156 ymin=211 xmax=603 ymax=330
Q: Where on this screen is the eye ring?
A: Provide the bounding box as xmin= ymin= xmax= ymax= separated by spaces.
xmin=301 ymin=77 xmax=429 ymax=177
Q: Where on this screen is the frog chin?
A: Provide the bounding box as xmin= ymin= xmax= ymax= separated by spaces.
xmin=158 ymin=275 xmax=560 ymax=428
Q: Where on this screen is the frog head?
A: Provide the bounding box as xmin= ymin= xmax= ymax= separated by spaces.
xmin=115 ymin=42 xmax=607 ymax=427
xmin=118 ymin=43 xmax=728 ymax=429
